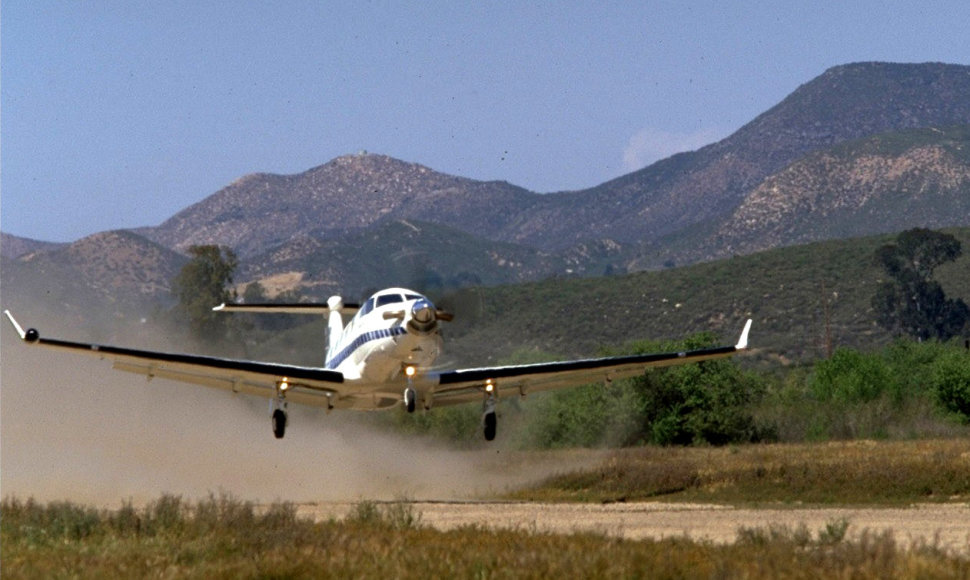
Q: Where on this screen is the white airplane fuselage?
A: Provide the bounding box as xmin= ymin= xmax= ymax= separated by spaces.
xmin=325 ymin=288 xmax=442 ymax=386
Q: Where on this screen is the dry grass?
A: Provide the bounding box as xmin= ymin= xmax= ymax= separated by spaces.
xmin=3 ymin=492 xmax=968 ymax=579
xmin=509 ymin=439 xmax=970 ymax=505
xmin=4 ymin=440 xmax=970 ymax=577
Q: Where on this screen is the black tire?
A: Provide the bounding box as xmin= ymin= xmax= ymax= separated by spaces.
xmin=405 ymin=388 xmax=416 ymax=413
xmin=483 ymin=411 xmax=497 ymax=441
xmin=272 ymin=409 xmax=287 ymax=439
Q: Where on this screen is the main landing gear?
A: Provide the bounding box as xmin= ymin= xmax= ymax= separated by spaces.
xmin=272 ymin=381 xmax=288 ymax=439
xmin=272 ymin=407 xmax=287 ymax=439
xmin=482 ymin=386 xmax=497 ymax=441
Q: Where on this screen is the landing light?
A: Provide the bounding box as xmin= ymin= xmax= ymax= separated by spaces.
xmin=405 ymin=366 xmax=416 ymax=377
xmin=485 ymin=380 xmax=494 ymax=393
xmin=280 ymin=378 xmax=290 ymax=391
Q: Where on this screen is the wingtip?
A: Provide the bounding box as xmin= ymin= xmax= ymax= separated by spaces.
xmin=3 ymin=309 xmax=39 ymax=342
xmin=212 ymin=303 xmax=227 ymax=312
xmin=735 ymin=319 xmax=753 ymax=350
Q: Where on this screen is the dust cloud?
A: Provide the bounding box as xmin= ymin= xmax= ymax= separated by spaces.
xmin=1 ymin=316 xmax=598 ymax=507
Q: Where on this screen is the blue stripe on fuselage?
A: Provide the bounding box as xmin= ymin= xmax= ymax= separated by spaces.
xmin=325 ymin=326 xmax=408 ymax=370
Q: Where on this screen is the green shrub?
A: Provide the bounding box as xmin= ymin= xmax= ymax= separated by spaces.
xmin=521 ymin=381 xmax=644 ymax=448
xmin=930 ymin=349 xmax=970 ymax=421
xmin=811 ymin=348 xmax=892 ymax=403
xmin=635 ymin=357 xmax=767 ymax=446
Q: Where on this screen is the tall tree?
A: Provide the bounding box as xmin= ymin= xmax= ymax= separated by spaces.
xmin=172 ymin=245 xmax=238 ymax=343
xmin=872 ymin=229 xmax=968 ymax=341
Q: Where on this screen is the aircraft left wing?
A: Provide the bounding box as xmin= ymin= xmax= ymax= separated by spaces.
xmin=428 ymin=319 xmax=752 ymax=406
xmin=3 ymin=310 xmax=343 ymax=408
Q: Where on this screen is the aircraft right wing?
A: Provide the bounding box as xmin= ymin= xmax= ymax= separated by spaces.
xmin=428 ymin=319 xmax=752 ymax=407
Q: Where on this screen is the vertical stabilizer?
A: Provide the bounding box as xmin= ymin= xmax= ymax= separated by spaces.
xmin=326 ymin=295 xmax=345 ymax=363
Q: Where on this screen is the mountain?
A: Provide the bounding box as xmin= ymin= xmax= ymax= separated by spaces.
xmin=512 ymin=62 xmax=970 ymax=251
xmin=2 ymin=230 xmax=187 ymax=316
xmin=137 ymin=62 xmax=970 ymax=266
xmin=5 ymin=62 xmax=970 ymax=317
xmin=237 ymin=219 xmax=625 ymax=301
xmin=143 ymin=153 xmax=537 ymax=258
xmin=702 ymin=125 xmax=970 ymax=259
xmin=1 ymin=233 xmax=65 ymax=260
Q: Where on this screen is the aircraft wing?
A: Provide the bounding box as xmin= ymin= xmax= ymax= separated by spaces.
xmin=429 ymin=319 xmax=752 ymax=407
xmin=3 ymin=310 xmax=343 ymax=408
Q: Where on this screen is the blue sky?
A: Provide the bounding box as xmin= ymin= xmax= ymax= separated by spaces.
xmin=3 ymin=1 xmax=968 ymax=242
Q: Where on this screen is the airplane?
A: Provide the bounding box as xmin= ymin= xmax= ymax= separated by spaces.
xmin=4 ymin=287 xmax=752 ymax=441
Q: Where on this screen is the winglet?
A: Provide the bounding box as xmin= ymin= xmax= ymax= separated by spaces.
xmin=3 ymin=310 xmax=39 ymax=342
xmin=735 ymin=319 xmax=753 ymax=350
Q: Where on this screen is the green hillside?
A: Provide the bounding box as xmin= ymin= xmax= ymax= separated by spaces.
xmin=441 ymin=228 xmax=970 ymax=366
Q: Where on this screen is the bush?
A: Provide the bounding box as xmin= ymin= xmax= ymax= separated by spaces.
xmin=930 ymin=350 xmax=970 ymax=422
xmin=760 ymin=340 xmax=970 ymax=441
xmin=637 ymin=360 xmax=766 ymax=446
xmin=520 ymin=381 xmax=644 ymax=448
xmin=811 ymin=348 xmax=892 ymax=404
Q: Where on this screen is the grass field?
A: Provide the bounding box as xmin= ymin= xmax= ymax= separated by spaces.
xmin=510 ymin=439 xmax=970 ymax=505
xmin=3 ymin=439 xmax=970 ymax=578
xmin=3 ymin=493 xmax=968 ymax=579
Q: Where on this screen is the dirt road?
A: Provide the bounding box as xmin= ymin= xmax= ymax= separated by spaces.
xmin=301 ymin=501 xmax=970 ymax=553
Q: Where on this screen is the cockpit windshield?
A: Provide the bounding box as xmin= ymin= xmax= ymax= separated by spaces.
xmin=376 ymin=294 xmax=404 ymax=307
xmin=358 ymin=290 xmax=426 ymax=318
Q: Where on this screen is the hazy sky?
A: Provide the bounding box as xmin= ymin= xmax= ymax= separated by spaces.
xmin=3 ymin=1 xmax=968 ymax=242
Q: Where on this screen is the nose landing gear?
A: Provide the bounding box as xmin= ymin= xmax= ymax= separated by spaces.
xmin=403 ymin=366 xmax=418 ymax=413
xmin=404 ymin=387 xmax=417 ymax=413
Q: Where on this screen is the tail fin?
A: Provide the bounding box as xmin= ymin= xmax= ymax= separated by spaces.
xmin=326 ymin=296 xmax=346 ymax=362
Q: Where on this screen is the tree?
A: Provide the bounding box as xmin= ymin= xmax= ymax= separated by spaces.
xmin=171 ymin=245 xmax=238 ymax=343
xmin=872 ymin=229 xmax=968 ymax=341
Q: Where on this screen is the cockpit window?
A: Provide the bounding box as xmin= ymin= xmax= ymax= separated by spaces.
xmin=404 ymin=294 xmax=423 ymax=301
xmin=360 ymin=298 xmax=376 ymax=316
xmin=376 ymin=294 xmax=404 ymax=307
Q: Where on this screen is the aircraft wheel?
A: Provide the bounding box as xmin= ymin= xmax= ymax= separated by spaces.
xmin=483 ymin=411 xmax=497 ymax=441
xmin=404 ymin=387 xmax=417 ymax=413
xmin=272 ymin=409 xmax=287 ymax=439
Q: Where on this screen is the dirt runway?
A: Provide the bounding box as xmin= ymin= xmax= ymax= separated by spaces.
xmin=301 ymin=501 xmax=970 ymax=553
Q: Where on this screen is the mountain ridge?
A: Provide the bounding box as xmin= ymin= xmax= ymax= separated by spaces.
xmin=134 ymin=62 xmax=970 ymax=261
xmin=4 ymin=61 xmax=970 ymax=310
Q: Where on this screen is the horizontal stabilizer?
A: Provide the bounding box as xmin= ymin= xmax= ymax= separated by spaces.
xmin=213 ymin=302 xmax=360 ymax=315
